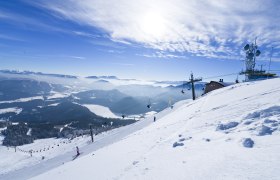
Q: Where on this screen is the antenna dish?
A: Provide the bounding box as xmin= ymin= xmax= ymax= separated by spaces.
xmin=247 ymin=52 xmax=254 ymax=59
xmin=256 ymin=50 xmax=261 ymax=56
xmin=244 ymin=44 xmax=250 ymax=51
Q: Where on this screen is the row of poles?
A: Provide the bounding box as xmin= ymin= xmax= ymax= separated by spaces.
xmin=181 ymin=72 xmax=202 ymax=100
xmin=6 ymin=137 xmax=82 ymax=156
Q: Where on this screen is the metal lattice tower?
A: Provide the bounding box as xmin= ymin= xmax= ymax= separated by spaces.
xmin=242 ymin=38 xmax=261 ymax=80
xmin=244 ymin=39 xmax=260 ymax=71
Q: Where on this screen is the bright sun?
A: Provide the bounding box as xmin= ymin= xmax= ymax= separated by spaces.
xmin=140 ymin=12 xmax=167 ymax=39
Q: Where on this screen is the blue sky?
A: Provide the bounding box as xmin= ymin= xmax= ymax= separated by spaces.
xmin=0 ymin=0 xmax=280 ymax=81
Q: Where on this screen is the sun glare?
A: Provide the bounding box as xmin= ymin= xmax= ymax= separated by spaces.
xmin=140 ymin=12 xmax=167 ymax=39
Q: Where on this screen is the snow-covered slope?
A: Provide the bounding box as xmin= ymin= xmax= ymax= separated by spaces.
xmin=82 ymin=104 xmax=120 ymax=119
xmin=0 ymin=108 xmax=22 ymax=115
xmin=5 ymin=78 xmax=280 ymax=179
xmin=0 ymin=137 xmax=90 ymax=175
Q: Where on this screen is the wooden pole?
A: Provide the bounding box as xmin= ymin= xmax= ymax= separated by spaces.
xmin=90 ymin=124 xmax=94 ymax=142
xmin=190 ymin=73 xmax=196 ymax=100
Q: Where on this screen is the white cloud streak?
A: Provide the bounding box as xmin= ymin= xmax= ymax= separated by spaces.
xmin=0 ymin=34 xmax=25 ymax=42
xmin=28 ymin=0 xmax=280 ymax=60
xmin=138 ymin=51 xmax=186 ymax=59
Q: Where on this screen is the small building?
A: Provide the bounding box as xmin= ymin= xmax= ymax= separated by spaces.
xmin=204 ymin=79 xmax=234 ymax=94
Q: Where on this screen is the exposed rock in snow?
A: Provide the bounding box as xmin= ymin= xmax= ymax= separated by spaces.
xmin=246 ymin=106 xmax=280 ymax=119
xmin=243 ymin=120 xmax=253 ymax=125
xmin=257 ymin=125 xmax=274 ymax=136
xmin=216 ymin=121 xmax=239 ymax=131
xmin=178 ymin=138 xmax=186 ymax=142
xmin=173 ymin=142 xmax=184 ymax=148
xmin=132 ymin=161 xmax=139 ymax=165
xmin=264 ymin=119 xmax=278 ymax=124
xmin=204 ymin=138 xmax=211 ymax=142
xmin=243 ymin=138 xmax=254 ymax=148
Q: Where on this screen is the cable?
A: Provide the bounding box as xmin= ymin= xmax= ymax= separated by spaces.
xmin=202 ymin=73 xmax=239 ymax=80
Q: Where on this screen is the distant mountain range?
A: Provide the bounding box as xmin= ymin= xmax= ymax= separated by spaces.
xmin=0 ymin=70 xmax=191 ymax=86
xmin=0 ymin=69 xmax=206 ymax=145
xmin=0 ymin=70 xmax=78 ymax=79
xmin=86 ymin=75 xmax=119 ymax=80
xmin=0 ymin=69 xmax=205 ymax=122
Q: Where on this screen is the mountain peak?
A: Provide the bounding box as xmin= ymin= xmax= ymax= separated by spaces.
xmin=0 ymin=69 xmax=78 ymax=79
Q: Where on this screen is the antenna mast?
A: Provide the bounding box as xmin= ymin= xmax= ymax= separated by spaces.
xmin=268 ymin=47 xmax=274 ymax=74
xmin=241 ymin=38 xmax=261 ymax=81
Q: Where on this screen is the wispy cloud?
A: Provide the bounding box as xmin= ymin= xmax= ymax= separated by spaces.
xmin=0 ymin=9 xmax=66 ymax=33
xmin=89 ymin=39 xmax=126 ymax=49
xmin=27 ymin=0 xmax=280 ymax=60
xmin=138 ymin=51 xmax=185 ymax=59
xmin=72 ymin=31 xmax=101 ymax=39
xmin=107 ymin=50 xmax=123 ymax=54
xmin=0 ymin=34 xmax=25 ymax=42
xmin=0 ymin=51 xmax=86 ymax=61
xmin=64 ymin=55 xmax=86 ymax=60
xmin=110 ymin=63 xmax=134 ymax=66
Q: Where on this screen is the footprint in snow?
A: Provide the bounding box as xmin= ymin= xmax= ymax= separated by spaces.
xmin=179 ymin=138 xmax=186 ymax=142
xmin=173 ymin=142 xmax=184 ymax=148
xmin=203 ymin=138 xmax=211 ymax=142
xmin=132 ymin=161 xmax=139 ymax=165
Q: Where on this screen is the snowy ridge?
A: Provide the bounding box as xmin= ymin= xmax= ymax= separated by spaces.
xmin=0 ymin=96 xmax=43 ymax=104
xmin=0 ymin=108 xmax=22 ymax=115
xmin=2 ymin=78 xmax=280 ymax=179
xmin=47 ymin=92 xmax=70 ymax=99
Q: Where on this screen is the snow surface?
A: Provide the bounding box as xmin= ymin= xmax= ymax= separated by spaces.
xmin=0 ymin=107 xmax=22 ymax=115
xmin=82 ymin=104 xmax=120 ymax=119
xmin=0 ymin=96 xmax=43 ymax=104
xmin=47 ymin=92 xmax=69 ymax=99
xmin=2 ymin=78 xmax=280 ymax=180
xmin=48 ymin=103 xmax=60 ymax=107
xmin=144 ymin=111 xmax=157 ymax=117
